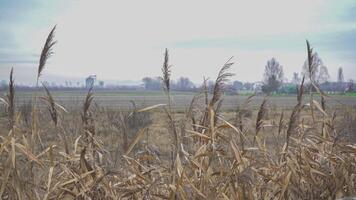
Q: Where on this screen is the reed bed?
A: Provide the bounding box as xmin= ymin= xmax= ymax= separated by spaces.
xmin=0 ymin=27 xmax=355 ymax=200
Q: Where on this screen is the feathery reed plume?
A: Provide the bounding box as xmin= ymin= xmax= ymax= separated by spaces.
xmin=186 ymin=93 xmax=201 ymax=131
xmin=214 ymin=99 xmax=223 ymax=125
xmin=306 ymin=40 xmax=313 ymax=81
xmin=234 ymin=94 xmax=254 ymax=147
xmin=277 ymin=110 xmax=284 ymax=137
xmin=275 ymin=109 xmax=284 ymax=148
xmin=203 ymin=77 xmax=209 ymax=106
xmin=161 ymin=48 xmax=171 ymax=93
xmin=37 ymin=25 xmax=57 ymax=81
xmin=31 ymin=26 xmax=57 ymax=151
xmin=6 ymin=67 xmax=15 ymax=129
xmin=41 ymin=83 xmax=70 ymax=154
xmin=160 ymin=48 xmax=179 ymax=170
xmin=236 ymin=93 xmax=255 ymax=130
xmin=296 ymin=77 xmax=305 ymax=103
xmin=255 ymin=97 xmax=268 ymax=138
xmin=41 ymin=83 xmax=57 ymax=126
xmin=198 ymin=58 xmax=234 ymax=132
xmin=210 ymin=57 xmax=234 ymax=107
xmin=306 ymin=40 xmax=316 ymax=123
xmin=321 ymin=95 xmax=326 ymax=111
xmin=286 ymin=76 xmax=305 ymax=149
xmin=82 ymin=85 xmax=94 ymax=125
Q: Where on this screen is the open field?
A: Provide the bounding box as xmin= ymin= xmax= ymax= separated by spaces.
xmin=0 ymin=27 xmax=355 ymax=199
xmin=1 ymin=87 xmax=356 ymax=199
xmin=12 ymin=89 xmax=356 ymax=110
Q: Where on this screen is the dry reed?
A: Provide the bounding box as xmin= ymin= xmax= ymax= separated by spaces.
xmin=0 ymin=27 xmax=355 ymax=200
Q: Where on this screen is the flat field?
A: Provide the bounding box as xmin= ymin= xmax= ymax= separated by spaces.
xmin=13 ymin=89 xmax=356 ymax=110
xmin=1 ymin=88 xmax=356 ymax=199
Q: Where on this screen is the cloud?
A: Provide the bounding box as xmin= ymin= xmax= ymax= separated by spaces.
xmin=0 ymin=0 xmax=355 ymax=83
xmin=0 ymin=52 xmax=37 ymax=64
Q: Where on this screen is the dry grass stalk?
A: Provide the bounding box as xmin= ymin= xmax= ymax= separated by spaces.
xmin=306 ymin=40 xmax=317 ymax=124
xmin=31 ymin=26 xmax=57 ymax=151
xmin=306 ymin=40 xmax=313 ymax=81
xmin=41 ymin=83 xmax=58 ymax=126
xmin=82 ymin=86 xmax=94 ymax=126
xmin=286 ymin=76 xmax=305 ymax=149
xmin=199 ymin=57 xmax=234 ymax=132
xmin=255 ymin=96 xmax=268 ymax=138
xmin=6 ymin=68 xmax=15 ymax=130
xmin=203 ymin=76 xmax=209 ymax=106
xmin=160 ymin=48 xmax=179 ymax=170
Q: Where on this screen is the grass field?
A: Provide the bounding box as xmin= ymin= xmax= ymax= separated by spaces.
xmin=13 ymin=89 xmax=356 ymax=111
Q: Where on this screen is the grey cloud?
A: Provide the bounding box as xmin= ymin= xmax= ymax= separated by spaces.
xmin=0 ymin=50 xmax=38 ymax=64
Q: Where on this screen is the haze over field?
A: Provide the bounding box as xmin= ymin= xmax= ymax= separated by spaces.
xmin=0 ymin=0 xmax=356 ymax=85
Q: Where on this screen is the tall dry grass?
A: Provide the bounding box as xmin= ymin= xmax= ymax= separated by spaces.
xmin=0 ymin=27 xmax=355 ymax=200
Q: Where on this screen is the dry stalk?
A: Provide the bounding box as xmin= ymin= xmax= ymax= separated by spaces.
xmin=6 ymin=68 xmax=15 ymax=130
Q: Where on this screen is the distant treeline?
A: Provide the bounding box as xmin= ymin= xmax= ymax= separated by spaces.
xmin=1 ymin=77 xmax=354 ymax=95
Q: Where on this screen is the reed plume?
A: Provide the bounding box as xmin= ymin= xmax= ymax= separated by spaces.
xmin=37 ymin=25 xmax=57 ymax=81
xmin=210 ymin=57 xmax=234 ymax=107
xmin=41 ymin=83 xmax=58 ymax=126
xmin=255 ymin=96 xmax=268 ymax=140
xmin=6 ymin=67 xmax=15 ymax=129
xmin=306 ymin=40 xmax=314 ymax=81
xmin=161 ymin=48 xmax=171 ymax=93
xmin=286 ymin=76 xmax=305 ymax=149
xmin=199 ymin=57 xmax=234 ymax=131
xmin=82 ymin=86 xmax=94 ymax=125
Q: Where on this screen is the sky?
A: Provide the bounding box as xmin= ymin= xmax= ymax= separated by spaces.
xmin=0 ymin=0 xmax=356 ymax=85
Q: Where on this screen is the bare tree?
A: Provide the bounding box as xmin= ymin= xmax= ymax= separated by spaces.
xmin=291 ymin=72 xmax=301 ymax=85
xmin=174 ymin=77 xmax=195 ymax=91
xmin=337 ymin=67 xmax=344 ymax=83
xmin=348 ymin=79 xmax=354 ymax=92
xmin=262 ymin=58 xmax=284 ymax=94
xmin=232 ymin=80 xmax=244 ymax=90
xmin=318 ymin=65 xmax=330 ymax=84
xmin=142 ymin=77 xmax=161 ymax=90
xmin=302 ymin=52 xmax=329 ymax=84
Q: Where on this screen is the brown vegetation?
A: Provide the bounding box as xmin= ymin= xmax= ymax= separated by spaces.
xmin=0 ymin=27 xmax=355 ymax=200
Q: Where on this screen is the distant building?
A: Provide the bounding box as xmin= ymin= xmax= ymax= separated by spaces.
xmin=85 ymin=75 xmax=97 ymax=88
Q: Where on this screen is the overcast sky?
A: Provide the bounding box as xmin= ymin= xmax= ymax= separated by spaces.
xmin=0 ymin=0 xmax=356 ymax=84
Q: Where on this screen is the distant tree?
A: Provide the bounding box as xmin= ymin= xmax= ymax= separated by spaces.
xmin=203 ymin=80 xmax=215 ymax=94
xmin=98 ymin=80 xmax=105 ymax=87
xmin=0 ymin=80 xmax=7 ymax=89
xmin=348 ymin=79 xmax=354 ymax=92
xmin=337 ymin=67 xmax=344 ymax=83
xmin=261 ymin=58 xmax=284 ymax=94
xmin=291 ymin=72 xmax=301 ymax=85
xmin=278 ymin=83 xmax=298 ymax=94
xmin=174 ymin=77 xmax=195 ymax=91
xmin=232 ymin=80 xmax=244 ymax=90
xmin=243 ymin=82 xmax=254 ymax=91
xmin=317 ymin=65 xmax=330 ymax=84
xmin=302 ymin=52 xmax=329 ymax=84
xmin=142 ymin=77 xmax=161 ymax=90
xmin=51 ymin=82 xmax=57 ymax=87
